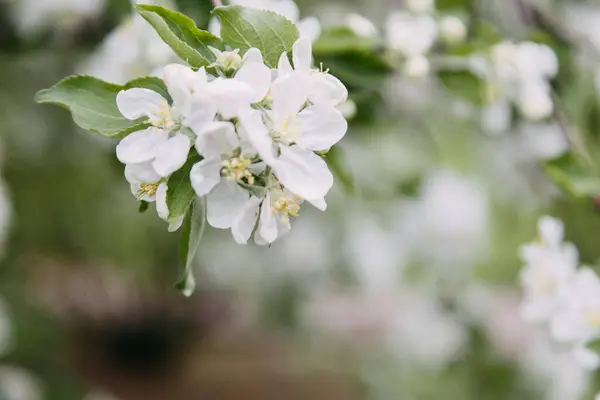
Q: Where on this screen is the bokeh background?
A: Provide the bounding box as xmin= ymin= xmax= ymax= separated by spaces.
xmin=1 ymin=0 xmax=600 ymax=398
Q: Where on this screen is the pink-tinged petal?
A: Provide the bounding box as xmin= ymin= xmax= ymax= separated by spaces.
xmin=116 ymin=128 xmax=166 ymax=164
xmin=206 ymin=181 xmax=249 ymax=229
xmin=152 ymin=133 xmax=190 ymax=177
xmin=273 ymin=145 xmax=333 ymax=201
xmin=295 ymin=105 xmax=348 ymax=151
xmin=190 ymin=158 xmax=222 ymax=197
xmin=309 ymin=73 xmax=348 ymax=106
xmin=116 ymin=88 xmax=166 ymax=120
xmin=292 ymin=37 xmax=313 ymax=72
xmin=232 ymin=196 xmax=262 ymax=244
xmin=236 ymin=62 xmax=272 ymax=103
xmin=258 ymin=193 xmax=278 ymax=244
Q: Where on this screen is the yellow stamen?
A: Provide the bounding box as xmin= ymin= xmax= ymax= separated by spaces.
xmin=222 ymin=155 xmax=254 ymax=184
xmin=140 ymin=183 xmax=159 ymax=197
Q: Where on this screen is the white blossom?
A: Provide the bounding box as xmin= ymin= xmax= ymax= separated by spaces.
xmin=439 ymin=15 xmax=467 ymax=45
xmin=519 ymin=216 xmax=578 ymax=323
xmin=386 ymin=11 xmax=437 ymax=58
xmin=405 ymin=0 xmax=435 ymax=14
xmin=344 ymin=13 xmax=378 ymax=38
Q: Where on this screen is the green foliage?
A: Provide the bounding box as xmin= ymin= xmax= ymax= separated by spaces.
xmin=34 ymin=76 xmax=168 ymax=138
xmin=136 ymin=4 xmax=225 ymax=68
xmin=212 ymin=5 xmax=299 ymax=67
xmin=166 ymin=149 xmax=203 ymax=222
xmin=438 ymin=70 xmax=484 ymax=105
xmin=543 ymin=152 xmax=600 ymax=198
xmin=175 ymin=197 xmax=206 ymax=296
xmin=322 ymin=146 xmax=355 ymax=194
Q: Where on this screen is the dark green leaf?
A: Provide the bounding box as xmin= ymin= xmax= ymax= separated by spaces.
xmin=136 ymin=4 xmax=225 ymax=68
xmin=543 ymin=152 xmax=600 ymax=197
xmin=125 ymin=76 xmax=171 ymax=103
xmin=138 ymin=201 xmax=150 ymax=213
xmin=166 ymin=150 xmax=203 ymax=221
xmin=438 ymin=70 xmax=484 ymax=105
xmin=175 ymin=197 xmax=206 ymax=296
xmin=34 ymin=75 xmax=164 ymax=138
xmin=212 ymin=5 xmax=299 ymax=67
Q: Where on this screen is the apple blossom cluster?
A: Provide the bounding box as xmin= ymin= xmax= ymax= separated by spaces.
xmin=519 ymin=215 xmax=600 ymax=370
xmin=471 ymin=41 xmax=559 ymax=132
xmin=115 ymin=38 xmax=348 ymax=245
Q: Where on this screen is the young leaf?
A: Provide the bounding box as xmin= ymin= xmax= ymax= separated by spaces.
xmin=212 ymin=5 xmax=299 ymax=67
xmin=543 ymin=152 xmax=600 ymax=198
xmin=175 ymin=197 xmax=206 ymax=296
xmin=438 ymin=70 xmax=484 ymax=105
xmin=166 ymin=150 xmax=203 ymax=222
xmin=136 ymin=4 xmax=225 ymax=68
xmin=34 ymin=75 xmax=168 ymax=138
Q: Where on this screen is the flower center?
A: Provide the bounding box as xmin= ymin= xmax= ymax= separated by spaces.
xmin=139 ymin=183 xmax=159 ymax=198
xmin=271 ymin=195 xmax=301 ymax=223
xmin=222 ymin=155 xmax=254 ymax=184
xmin=151 ymin=100 xmax=178 ymax=130
xmin=275 ymin=114 xmax=301 ymax=143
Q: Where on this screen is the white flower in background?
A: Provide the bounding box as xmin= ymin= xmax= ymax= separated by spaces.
xmin=8 ymin=0 xmax=106 ymax=37
xmin=344 ymin=13 xmax=378 ymax=38
xmin=403 ymin=54 xmax=431 ymax=78
xmin=79 ymin=13 xmax=177 ymax=84
xmin=124 ymin=162 xmax=183 ymax=231
xmin=116 ymin=65 xmax=215 ymax=177
xmin=549 ymin=267 xmax=600 ymax=367
xmin=386 ymin=11 xmax=437 ymax=77
xmin=519 ymin=216 xmax=578 ymax=323
xmin=520 ymin=122 xmax=568 ymax=160
xmin=438 ymin=15 xmax=467 ymax=45
xmin=277 ymin=38 xmax=348 ymax=107
xmin=473 ymin=41 xmax=558 ymax=127
xmin=405 ymin=0 xmax=435 ymax=14
xmin=0 ymin=366 xmax=43 ymax=400
xmin=210 ymin=0 xmax=322 ymax=42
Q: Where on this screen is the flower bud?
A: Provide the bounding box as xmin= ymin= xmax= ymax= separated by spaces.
xmin=404 ymin=55 xmax=430 ymax=78
xmin=216 ymin=51 xmax=243 ymax=74
xmin=439 ymin=15 xmax=467 ymax=45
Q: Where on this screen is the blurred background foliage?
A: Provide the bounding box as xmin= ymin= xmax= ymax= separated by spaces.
xmin=2 ymin=0 xmax=600 ymax=399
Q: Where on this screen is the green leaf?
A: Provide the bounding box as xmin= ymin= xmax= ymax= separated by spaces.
xmin=586 ymin=338 xmax=600 ymax=355
xmin=212 ymin=5 xmax=299 ymax=67
xmin=175 ymin=197 xmax=206 ymax=296
xmin=166 ymin=149 xmax=203 ymax=221
xmin=543 ymin=152 xmax=600 ymax=197
xmin=34 ymin=75 xmax=167 ymax=138
xmin=125 ymin=76 xmax=171 ymax=103
xmin=138 ymin=201 xmax=150 ymax=213
xmin=438 ymin=70 xmax=484 ymax=105
xmin=136 ymin=4 xmax=225 ymax=68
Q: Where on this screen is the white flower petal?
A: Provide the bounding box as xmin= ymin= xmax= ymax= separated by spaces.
xmin=156 ymin=182 xmax=169 ymax=221
xmin=273 ymin=145 xmax=333 ymax=201
xmin=277 ymin=52 xmax=294 ymax=76
xmin=124 ymin=161 xmax=161 ymax=184
xmin=258 ymin=193 xmax=278 ymax=244
xmin=185 ymin=98 xmax=217 ymax=135
xmin=195 ymin=121 xmax=238 ymax=158
xmin=232 ymin=196 xmax=261 ymax=244
xmin=206 ymin=181 xmax=249 ymax=229
xmin=162 ymin=63 xmax=198 ymax=110
xmin=295 ymin=105 xmax=348 ymax=151
xmin=309 ymin=72 xmax=348 ymax=106
xmin=116 ymin=128 xmax=166 ymax=164
xmin=116 ymin=88 xmax=166 ymax=120
xmin=209 ymin=78 xmax=254 ymax=119
xmin=297 ymin=17 xmax=322 ymax=43
xmin=292 ymin=36 xmax=313 ymax=72
xmin=235 ymin=62 xmax=272 ymax=103
xmin=270 ymin=0 xmax=299 ymax=22
xmin=243 ymin=48 xmax=264 ymax=64
xmin=152 ymin=133 xmax=191 ymax=177
xmin=307 ymin=196 xmax=327 ymax=211
xmin=271 ymin=73 xmax=308 ymax=118
xmin=190 ymin=157 xmax=222 ymax=197
xmin=238 ymin=108 xmax=276 ymax=163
